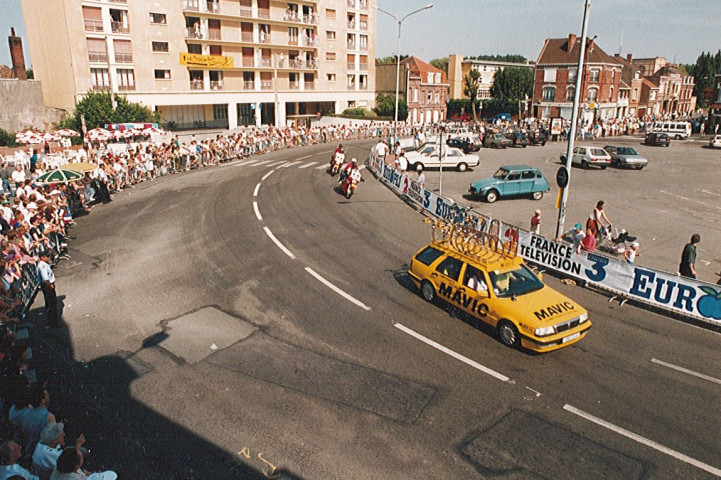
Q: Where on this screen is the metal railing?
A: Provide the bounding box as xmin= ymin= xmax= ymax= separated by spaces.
xmin=289 ymin=83 xmax=300 ymax=90
xmin=114 ymin=52 xmax=133 ymax=63
xmin=242 ymin=57 xmax=254 ymax=67
xmin=347 ymin=62 xmax=356 ymax=70
xmin=84 ymin=19 xmax=104 ymax=32
xmin=358 ymin=0 xmax=368 ymax=9
xmin=359 ymin=44 xmax=368 ymax=51
xmin=288 ymin=37 xmax=299 ymax=46
xmin=88 ymin=51 xmax=109 ymax=63
xmin=260 ymin=81 xmax=272 ymax=90
xmin=301 ymin=37 xmax=319 ymax=47
xmin=347 ymin=41 xmax=356 ymax=50
xmin=359 ymin=84 xmax=368 ymax=90
xmin=209 ymin=80 xmax=223 ymax=90
xmin=110 ymin=21 xmax=130 ymax=34
xmin=259 ymin=58 xmax=272 ymax=67
xmin=190 ymin=80 xmax=204 ymax=90
xmin=359 ymin=21 xmax=368 ymax=30
xmin=348 ymin=20 xmax=356 ymax=29
xmin=257 ymin=9 xmax=270 ymax=19
xmin=185 ymin=27 xmax=203 ymax=39
xmin=207 ymin=29 xmax=222 ymax=40
xmin=117 ymin=84 xmax=135 ymax=91
xmin=347 ymin=0 xmax=355 ymax=8
xmin=239 ymin=7 xmax=252 ymax=17
xmin=244 ymin=80 xmax=255 ymax=90
xmin=359 ymin=63 xmax=368 ymax=71
xmin=182 ymin=0 xmax=200 ymax=10
xmin=241 ymin=32 xmax=253 ymax=42
xmin=304 ymin=81 xmax=315 ymax=90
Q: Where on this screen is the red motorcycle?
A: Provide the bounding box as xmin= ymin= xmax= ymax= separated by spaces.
xmin=341 ymin=169 xmax=364 ymax=198
xmin=329 ymin=152 xmax=345 ymax=176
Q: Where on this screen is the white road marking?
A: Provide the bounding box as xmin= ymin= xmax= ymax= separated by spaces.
xmin=263 ymin=227 xmax=295 ymax=259
xmin=702 ymin=189 xmax=721 ymax=197
xmin=236 ymin=159 xmax=256 ymax=166
xmin=661 ymin=190 xmax=721 ymax=211
xmin=298 ymin=154 xmax=312 ymax=160
xmin=253 ymin=183 xmax=261 ymax=197
xmin=249 ymin=160 xmax=272 ymax=167
xmin=359 ymin=165 xmax=366 ymax=170
xmin=564 ymin=404 xmax=721 ymax=477
xmin=253 ymin=202 xmax=263 ymax=221
xmin=261 ymin=170 xmax=275 ymax=181
xmin=280 ymin=160 xmax=302 ymax=168
xmin=393 ymin=323 xmax=510 ymax=382
xmin=304 ymin=267 xmax=371 ymax=310
xmin=298 ymin=162 xmax=318 ymax=169
xmin=651 ymin=358 xmax=721 ymax=385
xmin=315 ymin=164 xmax=329 ymax=170
xmin=266 ymin=161 xmax=287 ymax=167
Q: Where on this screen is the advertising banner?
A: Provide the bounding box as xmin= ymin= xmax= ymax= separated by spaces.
xmin=179 ymin=53 xmax=234 ymax=69
xmin=369 ymin=154 xmax=721 ymax=325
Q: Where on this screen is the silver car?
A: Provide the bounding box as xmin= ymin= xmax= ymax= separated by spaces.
xmin=604 ymin=145 xmax=648 ymax=170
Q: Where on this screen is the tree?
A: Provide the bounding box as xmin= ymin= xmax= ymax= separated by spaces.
xmin=689 ymin=50 xmax=721 ymax=108
xmin=430 ymin=57 xmax=448 ymax=75
xmin=463 ymin=69 xmax=481 ymax=122
xmin=0 ymin=129 xmax=17 ymax=147
xmin=490 ymin=67 xmax=534 ymax=101
xmin=466 ymin=54 xmax=527 ymax=63
xmin=376 ymin=55 xmax=409 ymax=65
xmin=25 ymin=69 xmax=34 ymax=79
xmin=374 ymin=93 xmax=408 ymax=121
xmin=58 ymin=91 xmax=159 ymax=132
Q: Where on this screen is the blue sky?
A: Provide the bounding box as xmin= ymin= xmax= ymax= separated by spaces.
xmin=2 ymin=0 xmax=719 ymax=68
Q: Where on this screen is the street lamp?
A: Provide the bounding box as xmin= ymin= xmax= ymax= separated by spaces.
xmin=375 ymin=4 xmax=434 ymax=144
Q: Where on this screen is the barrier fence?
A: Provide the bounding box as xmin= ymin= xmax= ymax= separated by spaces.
xmin=368 ymin=152 xmax=721 ymax=326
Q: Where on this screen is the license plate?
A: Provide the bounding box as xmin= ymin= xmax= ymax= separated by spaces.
xmin=562 ymin=332 xmax=581 ymax=343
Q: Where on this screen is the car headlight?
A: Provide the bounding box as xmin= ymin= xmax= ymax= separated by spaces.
xmin=579 ymin=313 xmax=589 ymax=323
xmin=535 ymin=326 xmax=556 ymax=337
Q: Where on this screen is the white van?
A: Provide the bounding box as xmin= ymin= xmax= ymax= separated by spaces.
xmin=650 ymin=121 xmax=691 ymax=140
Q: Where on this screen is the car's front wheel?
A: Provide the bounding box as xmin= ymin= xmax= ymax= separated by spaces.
xmin=532 ymin=191 xmax=544 ymax=200
xmin=485 ymin=189 xmax=499 ymax=203
xmin=581 ymin=160 xmax=589 ymax=169
xmin=497 ymin=320 xmax=520 ymax=348
xmin=456 ymin=162 xmax=468 ymax=172
xmin=421 ymin=280 xmax=435 ymax=302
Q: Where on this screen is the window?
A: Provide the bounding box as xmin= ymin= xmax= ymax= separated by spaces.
xmin=434 ymin=92 xmax=439 ymax=104
xmin=427 ymin=73 xmax=433 ymax=83
xmin=326 ymin=73 xmax=336 ymax=82
xmin=609 ymin=86 xmax=614 ymax=100
xmin=325 ymin=52 xmax=336 ymax=61
xmin=359 ymin=34 xmax=367 ymax=50
xmin=347 ymin=74 xmax=355 ymax=88
xmin=116 ymin=68 xmax=135 ymax=90
xmin=521 ymin=171 xmax=536 ymax=180
xmin=152 ymin=41 xmax=169 ymax=52
xmin=568 ymin=68 xmax=577 ymax=83
xmin=187 ymin=44 xmax=202 ymax=54
xmin=632 ymin=88 xmax=638 ymax=101
xmin=542 ymin=86 xmax=555 ymax=101
xmin=326 ymin=8 xmax=336 ymax=19
xmin=413 ymin=88 xmax=418 ymax=103
xmin=543 ymin=68 xmax=556 ymax=82
xmin=587 ymin=87 xmax=598 ymax=101
xmin=149 ymin=13 xmax=167 ymax=24
xmin=427 ymin=91 xmax=432 ymax=103
xmin=154 ymin=69 xmax=171 ymax=79
xmin=435 ymin=257 xmax=462 ymax=281
xmin=90 ymin=68 xmax=110 ymax=89
xmin=589 ymin=69 xmax=600 ymax=82
xmin=326 ymin=30 xmax=336 ymax=40
xmin=213 ymin=104 xmax=228 ymax=120
xmin=566 ymin=86 xmax=575 ymax=101
xmin=649 ymin=90 xmax=656 ymax=101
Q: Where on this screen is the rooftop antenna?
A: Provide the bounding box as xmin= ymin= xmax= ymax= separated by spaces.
xmin=617 ymin=28 xmax=624 ymax=56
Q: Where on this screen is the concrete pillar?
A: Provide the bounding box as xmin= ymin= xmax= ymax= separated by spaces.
xmin=255 ymin=103 xmax=262 ymax=126
xmin=228 ymin=103 xmax=238 ymax=130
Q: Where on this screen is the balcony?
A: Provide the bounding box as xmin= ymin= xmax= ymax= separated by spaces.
xmin=347 ymin=0 xmax=355 ymax=8
xmin=241 ymin=56 xmax=254 ymax=67
xmin=259 ymin=58 xmax=272 ymax=68
xmin=359 ymin=21 xmax=368 ymax=30
xmin=244 ymin=80 xmax=255 ymax=90
xmin=207 ymin=30 xmax=222 ymax=40
xmin=182 ymin=0 xmax=220 ymax=13
xmin=239 ymin=7 xmax=253 ymax=17
xmin=210 ymin=80 xmax=223 ymax=90
xmin=288 ymin=37 xmax=299 ymax=46
xmin=190 ymin=79 xmax=204 ymax=90
xmin=109 ymin=0 xmax=127 ymax=3
xmin=91 ymin=84 xmax=111 ymax=92
xmin=185 ymin=27 xmax=203 ymax=39
xmin=182 ymin=0 xmax=200 ymax=10
xmin=289 ymin=82 xmax=300 ymax=90
xmin=283 ymin=12 xmax=318 ymax=25
xmin=358 ymin=0 xmax=368 ymax=9
xmin=259 ymin=33 xmax=272 ymax=44
xmin=241 ymin=32 xmax=253 ymax=42
xmin=257 ymin=9 xmax=270 ymax=19
xmin=359 ymin=44 xmax=368 ymax=52
xmin=359 ymin=63 xmax=368 ymax=71
xmin=261 ymin=81 xmax=272 ymax=90
xmin=88 ymin=51 xmax=109 ymax=63
xmin=115 ymin=52 xmax=133 ymax=63
xmin=304 ymin=81 xmax=314 ymax=90
xmin=111 ymin=21 xmax=130 ymax=34
xmin=301 ymin=37 xmax=318 ymax=47
xmin=117 ymin=84 xmax=135 ymax=91
xmin=359 ymin=84 xmax=368 ymax=90
xmin=347 ymin=62 xmax=356 ymax=71
xmin=84 ymin=19 xmax=104 ymax=32
xmin=347 ymin=41 xmax=356 ymax=50
xmin=348 ymin=20 xmax=355 ymax=29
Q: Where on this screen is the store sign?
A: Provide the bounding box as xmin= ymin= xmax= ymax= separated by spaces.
xmin=179 ymin=53 xmax=234 ymax=69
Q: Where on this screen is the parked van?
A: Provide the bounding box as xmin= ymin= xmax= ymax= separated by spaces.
xmin=650 ymin=121 xmax=691 ymax=140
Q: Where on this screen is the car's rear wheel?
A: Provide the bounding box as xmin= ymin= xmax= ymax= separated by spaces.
xmin=497 ymin=320 xmax=520 ymax=348
xmin=541 ymin=142 xmax=546 ymax=146
xmin=532 ymin=191 xmax=544 ymax=200
xmin=420 ymin=280 xmax=435 ymax=302
xmin=456 ymin=162 xmax=467 ymax=172
xmin=600 ymin=166 xmax=607 ymax=170
xmin=675 ymin=135 xmax=682 ymax=140
xmin=485 ymin=189 xmax=499 ymax=203
xmin=413 ymin=162 xmax=424 ymax=172
xmin=611 ymin=159 xmax=619 ymax=168
xmin=581 ymin=160 xmax=589 ymax=169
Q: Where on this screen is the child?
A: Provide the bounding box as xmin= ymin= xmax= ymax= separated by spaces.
xmin=530 ymin=209 xmax=541 ymax=234
xmin=625 ymin=241 xmax=640 ymax=265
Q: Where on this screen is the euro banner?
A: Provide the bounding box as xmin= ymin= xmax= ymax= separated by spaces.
xmin=179 ymin=53 xmax=234 ymax=69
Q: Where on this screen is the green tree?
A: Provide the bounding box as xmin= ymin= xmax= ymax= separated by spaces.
xmin=0 ymin=129 xmax=17 ymax=147
xmin=58 ymin=91 xmax=159 ymax=132
xmin=430 ymin=57 xmax=448 ymax=74
xmin=374 ymin=93 xmax=408 ymax=121
xmin=690 ymin=50 xmax=721 ymax=108
xmin=25 ymin=69 xmax=34 ymax=79
xmin=376 ymin=55 xmax=409 ymax=65
xmin=463 ymin=69 xmax=481 ymax=122
xmin=466 ymin=54 xmax=527 ymax=63
xmin=490 ymin=67 xmax=534 ymax=101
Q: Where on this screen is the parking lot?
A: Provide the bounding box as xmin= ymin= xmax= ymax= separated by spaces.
xmin=418 ymin=135 xmax=721 ymax=283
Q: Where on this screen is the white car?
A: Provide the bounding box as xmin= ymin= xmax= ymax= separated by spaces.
xmin=709 ymin=135 xmax=721 ymax=149
xmin=560 ymin=146 xmax=611 ymax=169
xmin=405 ymin=145 xmax=479 ymax=172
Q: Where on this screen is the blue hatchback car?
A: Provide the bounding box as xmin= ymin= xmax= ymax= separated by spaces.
xmin=469 ymin=165 xmax=550 ymax=203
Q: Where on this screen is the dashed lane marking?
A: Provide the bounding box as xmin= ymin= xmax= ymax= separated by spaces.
xmin=660 ymin=190 xmax=721 ymax=211
xmin=298 ymin=154 xmax=312 ymax=160
xmin=304 ymin=267 xmax=371 ymax=310
xmin=393 ymin=323 xmax=510 ymax=382
xmin=261 ymin=170 xmax=275 ymax=181
xmin=263 ymin=227 xmax=295 ymax=259
xmin=247 ymin=160 xmax=273 ymax=167
xmin=298 ymin=162 xmax=318 ymax=169
xmin=564 ymin=404 xmax=721 ymax=477
xmin=651 ymin=358 xmax=721 ymax=385
xmin=280 ymin=160 xmax=302 ymax=168
xmin=315 ymin=164 xmax=329 ymax=170
xmin=266 ymin=161 xmax=287 ymax=167
xmin=253 ymin=202 xmax=262 ymax=221
xmin=253 ymin=183 xmax=261 ymax=197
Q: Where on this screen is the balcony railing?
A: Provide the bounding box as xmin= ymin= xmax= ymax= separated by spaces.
xmin=292 ymin=58 xmax=317 ymax=69
xmin=110 ymin=21 xmax=130 ymax=34
xmin=257 ymin=9 xmax=270 ymax=19
xmin=91 ymin=84 xmax=111 ymax=92
xmin=347 ymin=62 xmax=356 ymax=70
xmin=358 ymin=0 xmax=368 ymax=9
xmin=289 ymin=82 xmax=300 ymax=90
xmin=182 ymin=0 xmax=219 ymax=13
xmin=242 ymin=57 xmax=254 ymax=67
xmin=206 ymin=2 xmax=220 ymax=13
xmin=109 ymin=0 xmax=127 ymax=3
xmin=117 ymin=84 xmax=135 ymax=91
xmin=259 ymin=33 xmax=272 ymax=44
xmin=182 ymin=0 xmax=199 ymax=10
xmin=301 ymin=37 xmax=318 ymax=47
xmin=185 ymin=27 xmax=204 ymax=39
xmin=288 ymin=37 xmax=299 ymax=46
xmin=359 ymin=44 xmax=368 ymax=51
xmin=348 ymin=20 xmax=355 ymax=29
xmin=190 ymin=79 xmax=204 ymax=90
xmin=347 ymin=0 xmax=355 ymax=8
xmin=347 ymin=41 xmax=356 ymax=50
xmin=84 ymin=19 xmax=104 ymax=32
xmin=359 ymin=21 xmax=368 ymax=30
xmin=207 ymin=30 xmax=222 ymax=40
xmin=282 ymin=12 xmax=318 ymax=24
xmin=88 ymin=51 xmax=109 ymax=63
xmin=259 ymin=58 xmax=272 ymax=67
xmin=114 ymin=52 xmax=133 ymax=63
xmin=244 ymin=80 xmax=255 ymax=90
xmin=304 ymin=81 xmax=315 ymax=90
xmin=359 ymin=63 xmax=368 ymax=71
xmin=241 ymin=32 xmax=253 ymax=42
xmin=359 ymin=84 xmax=368 ymax=90
xmin=210 ymin=80 xmax=223 ymax=90
xmin=261 ymin=81 xmax=272 ymax=90
xmin=239 ymin=7 xmax=252 ymax=17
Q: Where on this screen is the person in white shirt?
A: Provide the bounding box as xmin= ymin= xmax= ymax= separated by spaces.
xmin=394 ymin=152 xmax=408 ymax=172
xmin=34 ymin=423 xmax=82 ymax=480
xmin=0 ymin=440 xmax=39 ymax=480
xmin=11 ymin=165 xmax=26 ymax=193
xmin=374 ymin=140 xmax=388 ymax=162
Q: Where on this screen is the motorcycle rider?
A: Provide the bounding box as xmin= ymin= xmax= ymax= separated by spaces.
xmin=329 ymin=144 xmax=345 ymax=173
xmin=339 ymin=157 xmax=359 ymax=184
xmin=342 ymin=160 xmax=364 ymax=196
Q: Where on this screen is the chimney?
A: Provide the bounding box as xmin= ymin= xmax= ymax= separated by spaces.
xmin=8 ymin=28 xmax=27 ymax=81
xmin=587 ymin=38 xmax=595 ymax=52
xmin=626 ymin=53 xmax=633 ymax=63
xmin=568 ymin=33 xmax=577 ymax=50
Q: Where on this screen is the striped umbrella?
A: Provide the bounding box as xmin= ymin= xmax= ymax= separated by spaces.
xmin=35 ymin=168 xmax=84 ymax=185
xmin=86 ymin=128 xmax=111 ymax=141
xmin=15 ymin=130 xmax=42 ymax=144
xmin=40 ymin=132 xmax=61 ymax=142
xmin=56 ymin=128 xmax=80 ymax=137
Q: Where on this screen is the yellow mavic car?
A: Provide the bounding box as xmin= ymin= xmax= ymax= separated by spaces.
xmin=408 ymin=220 xmax=591 ymax=352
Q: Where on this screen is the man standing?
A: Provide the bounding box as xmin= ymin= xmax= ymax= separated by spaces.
xmin=679 ymin=234 xmax=700 ymax=279
xmin=37 ymin=250 xmax=59 ymax=328
xmin=0 ymin=163 xmax=12 ymax=197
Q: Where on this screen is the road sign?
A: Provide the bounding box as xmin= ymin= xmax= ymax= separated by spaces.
xmin=556 ymin=166 xmax=569 ymax=189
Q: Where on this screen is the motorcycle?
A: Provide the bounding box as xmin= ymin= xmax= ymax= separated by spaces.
xmin=341 ymin=170 xmax=364 ymax=198
xmin=329 ymin=152 xmax=345 ymax=176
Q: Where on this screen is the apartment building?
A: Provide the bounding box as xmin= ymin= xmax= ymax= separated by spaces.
xmin=21 ymin=0 xmax=376 ymax=129
xmin=447 ymin=54 xmax=534 ymax=100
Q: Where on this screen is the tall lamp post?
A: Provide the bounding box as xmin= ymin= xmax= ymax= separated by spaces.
xmin=555 ymin=0 xmax=592 ymax=239
xmin=375 ymin=4 xmax=434 ymax=144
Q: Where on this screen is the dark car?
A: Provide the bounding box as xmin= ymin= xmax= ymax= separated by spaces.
xmin=505 ymin=132 xmax=528 ymax=147
xmin=644 ymin=132 xmax=670 ymax=147
xmin=446 ymin=137 xmax=481 ymax=153
xmin=527 ymin=130 xmax=548 ymax=146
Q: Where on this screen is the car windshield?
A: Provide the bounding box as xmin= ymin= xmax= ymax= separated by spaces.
xmin=489 ymin=265 xmax=544 ymax=298
xmin=616 ymin=147 xmax=638 ymax=155
xmin=420 ymin=145 xmax=436 ymax=155
xmin=493 ymin=168 xmax=510 ymax=179
xmin=591 ymin=148 xmax=607 ymax=155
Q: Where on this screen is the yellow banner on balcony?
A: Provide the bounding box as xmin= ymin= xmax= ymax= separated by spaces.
xmin=179 ymin=53 xmax=234 ymax=69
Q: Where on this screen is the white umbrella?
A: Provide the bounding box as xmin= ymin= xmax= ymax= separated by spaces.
xmin=56 ymin=128 xmax=80 ymax=137
xmin=141 ymin=126 xmax=164 ymax=136
xmin=40 ymin=132 xmax=61 ymax=142
xmin=86 ymin=128 xmax=111 ymax=141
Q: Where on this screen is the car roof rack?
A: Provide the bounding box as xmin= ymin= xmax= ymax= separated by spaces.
xmin=425 ymin=217 xmax=519 ymax=267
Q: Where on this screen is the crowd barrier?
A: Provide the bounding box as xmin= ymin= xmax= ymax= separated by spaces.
xmin=367 ymin=152 xmax=721 ymax=326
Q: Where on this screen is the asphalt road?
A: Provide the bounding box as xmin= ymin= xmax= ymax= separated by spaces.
xmin=39 ymin=138 xmax=721 ymax=479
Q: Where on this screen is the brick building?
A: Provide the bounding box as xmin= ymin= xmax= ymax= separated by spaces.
xmin=612 ymin=53 xmax=643 ymax=118
xmin=533 ymin=34 xmax=621 ymax=123
xmin=375 ymin=56 xmax=447 ymax=124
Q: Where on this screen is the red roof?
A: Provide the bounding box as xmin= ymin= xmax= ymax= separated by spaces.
xmin=402 ymin=56 xmax=448 ymax=85
xmin=536 ymin=36 xmax=617 ymax=66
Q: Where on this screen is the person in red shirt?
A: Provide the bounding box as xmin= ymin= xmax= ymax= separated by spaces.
xmin=581 ymin=227 xmax=596 ymax=252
